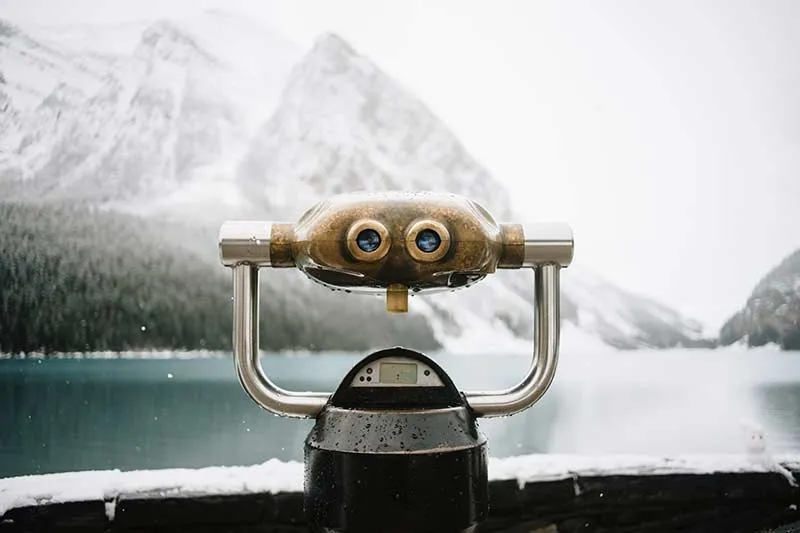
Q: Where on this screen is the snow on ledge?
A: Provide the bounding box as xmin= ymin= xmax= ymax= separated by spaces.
xmin=0 ymin=459 xmax=303 ymax=518
xmin=490 ymin=453 xmax=800 ymax=489
xmin=2 ymin=454 xmax=799 ymax=518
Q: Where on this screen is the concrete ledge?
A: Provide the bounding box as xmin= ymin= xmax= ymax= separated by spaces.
xmin=2 ymin=470 xmax=799 ymax=532
xmin=487 ymin=472 xmax=800 ymax=532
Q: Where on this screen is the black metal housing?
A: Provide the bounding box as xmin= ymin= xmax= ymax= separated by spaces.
xmin=304 ymin=347 xmax=488 ymax=533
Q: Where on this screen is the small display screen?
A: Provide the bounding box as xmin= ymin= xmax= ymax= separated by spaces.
xmin=379 ymin=362 xmax=418 ymax=385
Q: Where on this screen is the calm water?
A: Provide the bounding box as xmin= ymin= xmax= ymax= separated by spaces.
xmin=2 ymin=350 xmax=800 ymax=478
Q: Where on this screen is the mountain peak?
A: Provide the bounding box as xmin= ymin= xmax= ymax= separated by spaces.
xmin=300 ymin=32 xmax=366 ymax=80
xmin=142 ymin=20 xmax=196 ymax=47
xmin=238 ymin=29 xmax=513 ymax=220
xmin=311 ymin=32 xmax=358 ymax=59
xmin=136 ymin=20 xmax=214 ymax=65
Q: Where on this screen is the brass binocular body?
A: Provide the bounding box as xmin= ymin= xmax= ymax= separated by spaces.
xmin=220 ymin=192 xmax=572 ymax=312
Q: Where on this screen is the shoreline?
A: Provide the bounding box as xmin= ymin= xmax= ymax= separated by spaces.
xmin=0 ymin=343 xmax=793 ymax=360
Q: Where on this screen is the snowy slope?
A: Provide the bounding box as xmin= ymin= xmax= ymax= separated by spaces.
xmin=564 ymin=266 xmax=708 ymax=348
xmin=0 ymin=16 xmax=708 ymax=351
xmin=0 ymin=13 xmax=301 ymax=215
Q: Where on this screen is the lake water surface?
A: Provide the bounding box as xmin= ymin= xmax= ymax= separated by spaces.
xmin=2 ymin=349 xmax=800 ymax=478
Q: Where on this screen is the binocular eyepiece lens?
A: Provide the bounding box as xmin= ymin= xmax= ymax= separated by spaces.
xmin=356 ymin=229 xmax=382 ymax=253
xmin=415 ymin=229 xmax=441 ymax=253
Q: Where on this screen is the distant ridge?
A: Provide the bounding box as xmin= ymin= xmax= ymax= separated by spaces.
xmin=720 ymin=248 xmax=800 ymax=350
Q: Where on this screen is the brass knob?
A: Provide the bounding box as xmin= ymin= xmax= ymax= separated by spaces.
xmin=386 ymin=283 xmax=409 ymax=313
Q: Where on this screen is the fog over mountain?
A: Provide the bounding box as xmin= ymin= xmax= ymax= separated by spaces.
xmin=0 ymin=12 xmax=711 ymax=352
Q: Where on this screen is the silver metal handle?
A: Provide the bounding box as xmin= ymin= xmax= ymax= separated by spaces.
xmin=223 ymin=222 xmax=329 ymax=419
xmin=466 ymin=222 xmax=571 ymax=417
xmin=465 ymin=263 xmax=561 ymax=417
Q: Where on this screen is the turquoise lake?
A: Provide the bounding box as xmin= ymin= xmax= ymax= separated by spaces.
xmin=2 ymin=349 xmax=799 ymax=478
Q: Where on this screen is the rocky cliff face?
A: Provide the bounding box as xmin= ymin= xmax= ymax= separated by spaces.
xmin=0 ymin=13 xmax=709 ymax=352
xmin=720 ymin=249 xmax=800 ymax=350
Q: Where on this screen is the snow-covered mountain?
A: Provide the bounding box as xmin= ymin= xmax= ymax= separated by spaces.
xmin=237 ymin=33 xmax=511 ymax=221
xmin=0 ymin=13 xmax=301 ymax=215
xmin=720 ymin=249 xmax=800 ymax=350
xmin=0 ymin=13 xmax=709 ymax=351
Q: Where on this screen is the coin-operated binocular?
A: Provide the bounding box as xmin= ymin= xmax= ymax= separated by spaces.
xmin=219 ymin=192 xmax=573 ymax=533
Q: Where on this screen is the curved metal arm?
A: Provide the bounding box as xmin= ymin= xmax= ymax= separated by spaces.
xmin=465 ymin=264 xmax=562 ymax=418
xmin=464 ymin=221 xmax=571 ymax=417
xmin=222 ymin=220 xmax=330 ymax=419
xmin=233 ymin=264 xmax=330 ymax=418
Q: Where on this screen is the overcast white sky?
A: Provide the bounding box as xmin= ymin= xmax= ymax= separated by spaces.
xmin=3 ymin=0 xmax=799 ymax=330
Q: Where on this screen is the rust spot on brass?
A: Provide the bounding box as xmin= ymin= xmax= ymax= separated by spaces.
xmin=386 ymin=283 xmax=409 ymax=313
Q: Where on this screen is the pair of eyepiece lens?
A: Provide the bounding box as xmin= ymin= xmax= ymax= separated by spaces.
xmin=349 ymin=219 xmax=448 ymax=262
xmin=355 ymin=228 xmax=442 ymax=254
